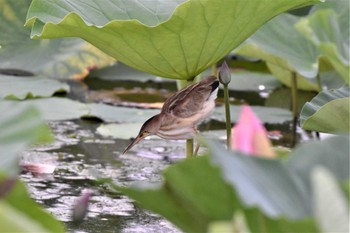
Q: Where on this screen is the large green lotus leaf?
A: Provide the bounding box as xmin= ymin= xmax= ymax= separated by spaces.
xmin=242 ymin=208 xmax=318 ymax=233
xmin=300 ymin=86 xmax=350 ymax=133
xmin=0 ymin=176 xmax=65 ymax=232
xmin=0 ymin=101 xmax=52 ymax=175
xmin=213 ymin=106 xmax=292 ymax=124
xmin=209 ymin=135 xmax=350 ymax=219
xmin=0 ymin=74 xmax=69 ymax=100
xmin=116 ymin=156 xmax=240 ymax=233
xmin=208 ymin=141 xmax=310 ymax=219
xmin=311 ymin=167 xmax=350 ymax=233
xmin=296 ymin=1 xmax=349 ymax=82
xmin=25 ymin=0 xmax=320 ymax=80
xmin=235 ymin=13 xmax=320 ymax=87
xmin=0 ymin=0 xmax=114 ymax=79
xmin=287 ymin=135 xmax=350 ymax=203
xmin=236 ymin=0 xmax=349 ymax=87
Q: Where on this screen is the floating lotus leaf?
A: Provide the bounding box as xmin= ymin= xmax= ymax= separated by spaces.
xmin=25 ymin=0 xmax=320 ymax=80
xmin=0 ymin=75 xmax=69 ymax=100
xmin=2 ymin=98 xmax=159 ymax=122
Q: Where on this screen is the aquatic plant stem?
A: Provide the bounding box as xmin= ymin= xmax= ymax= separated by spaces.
xmin=316 ymin=73 xmax=322 ymax=91
xmin=223 ymin=83 xmax=232 ymax=149
xmin=291 ymin=72 xmax=298 ymax=147
xmin=186 ymin=139 xmax=194 ymax=159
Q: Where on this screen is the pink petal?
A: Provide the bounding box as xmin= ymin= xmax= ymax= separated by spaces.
xmin=72 ymin=189 xmax=92 ymax=223
xmin=20 ymin=163 xmax=56 ymax=174
xmin=231 ymin=105 xmax=275 ymax=158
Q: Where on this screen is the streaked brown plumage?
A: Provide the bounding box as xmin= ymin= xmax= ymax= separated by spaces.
xmin=123 ymin=75 xmax=219 ymax=154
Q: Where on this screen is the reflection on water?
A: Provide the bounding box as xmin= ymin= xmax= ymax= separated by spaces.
xmin=20 ymin=120 xmax=182 ymax=233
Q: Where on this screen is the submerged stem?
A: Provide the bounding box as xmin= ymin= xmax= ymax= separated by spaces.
xmin=223 ymin=84 xmax=232 ymax=149
xmin=291 ymin=72 xmax=298 ymax=147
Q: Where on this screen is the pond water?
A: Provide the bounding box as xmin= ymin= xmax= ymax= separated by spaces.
xmin=21 ymin=120 xmax=183 ymax=232
xmin=19 ymin=79 xmax=303 ymax=232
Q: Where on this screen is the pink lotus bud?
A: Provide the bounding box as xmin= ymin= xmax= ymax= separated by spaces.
xmin=231 ymin=105 xmax=275 ymax=158
xmin=72 ymin=189 xmax=92 ymax=224
xmin=0 ymin=177 xmax=17 ymax=198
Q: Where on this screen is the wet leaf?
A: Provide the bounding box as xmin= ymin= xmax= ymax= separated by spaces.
xmin=213 ymin=106 xmax=292 ymax=124
xmin=0 ymin=74 xmax=69 ymax=100
xmin=26 ymin=0 xmax=320 ymax=80
xmin=0 ymin=176 xmax=65 ymax=232
xmin=300 ymin=86 xmax=350 ymax=133
xmin=0 ymin=0 xmax=114 ymax=79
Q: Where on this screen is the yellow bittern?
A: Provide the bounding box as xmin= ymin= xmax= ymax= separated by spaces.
xmin=123 ymin=75 xmax=219 ymax=154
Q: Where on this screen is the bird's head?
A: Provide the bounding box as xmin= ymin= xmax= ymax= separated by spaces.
xmin=122 ymin=114 xmax=162 ymax=154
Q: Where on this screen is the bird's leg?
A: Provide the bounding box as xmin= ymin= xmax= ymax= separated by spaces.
xmin=193 ymin=129 xmax=200 ymax=157
xmin=194 ymin=142 xmax=200 ymax=157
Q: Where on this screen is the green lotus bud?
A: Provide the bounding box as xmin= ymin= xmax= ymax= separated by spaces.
xmin=218 ymin=61 xmax=231 ymax=85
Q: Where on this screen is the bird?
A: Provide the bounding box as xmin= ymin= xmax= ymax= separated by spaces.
xmin=122 ymin=75 xmax=219 ymax=154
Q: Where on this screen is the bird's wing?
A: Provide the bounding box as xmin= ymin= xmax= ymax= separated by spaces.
xmin=162 ymin=76 xmax=218 ymax=118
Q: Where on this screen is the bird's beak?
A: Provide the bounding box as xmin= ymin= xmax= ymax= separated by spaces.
xmin=122 ymin=132 xmax=149 ymax=155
